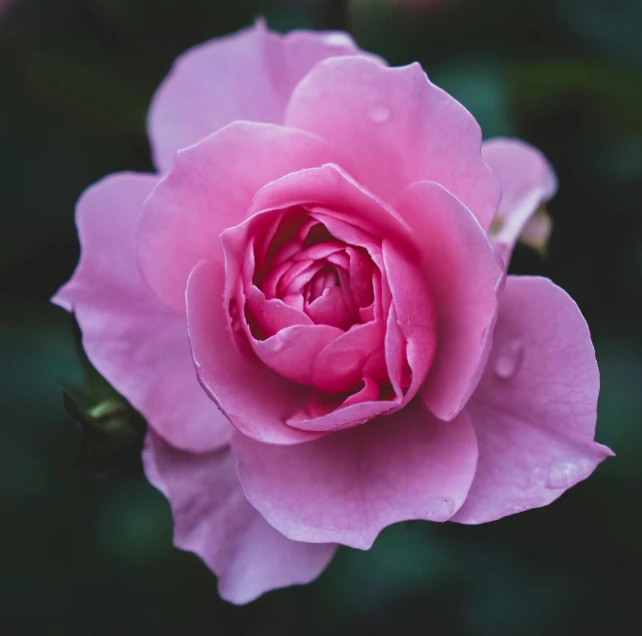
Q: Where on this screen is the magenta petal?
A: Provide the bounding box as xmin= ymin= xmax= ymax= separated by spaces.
xmin=247 ymin=163 xmax=413 ymax=248
xmin=245 ymin=285 xmax=313 ymax=334
xmin=482 ymin=138 xmax=558 ymax=264
xmin=382 ymin=240 xmax=437 ymax=399
xmin=234 ymin=399 xmax=478 ymax=549
xmin=148 ymin=21 xmax=376 ymax=172
xmin=346 ymin=247 xmax=374 ymax=308
xmin=143 ymin=432 xmax=336 ymax=604
xmin=285 ymin=57 xmax=500 ymax=227
xmin=186 ymin=258 xmax=322 ymax=445
xmin=341 ymin=377 xmax=380 ymax=407
xmin=306 ymin=287 xmax=353 ymax=329
xmin=310 ymin=320 xmax=385 ymax=393
xmin=400 ymin=181 xmax=504 ymax=421
xmin=250 ymin=323 xmax=343 ymax=385
xmin=52 ymin=173 xmax=231 ymax=453
xmin=452 ymin=276 xmax=613 ymax=524
xmin=139 ymin=122 xmax=337 ymax=312
xmin=286 ymin=394 xmax=398 ymax=432
xmin=384 ymin=304 xmax=406 ymax=397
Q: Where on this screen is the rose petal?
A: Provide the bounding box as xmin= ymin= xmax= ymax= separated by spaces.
xmin=452 ymin=276 xmax=613 ymax=524
xmin=346 ymin=247 xmax=374 ymax=308
xmin=382 ymin=239 xmax=437 ymax=401
xmin=266 ymin=259 xmax=316 ymax=299
xmin=233 ymin=399 xmax=478 ymax=549
xmin=148 ymin=21 xmax=377 ymax=172
xmin=305 ymin=286 xmax=354 ymax=329
xmin=309 ymin=320 xmax=385 ymax=394
xmin=246 ymin=164 xmax=414 ymax=249
xmin=384 ymin=304 xmax=408 ymax=399
xmin=52 ymin=173 xmax=231 ymax=453
xmin=341 ymin=377 xmax=380 ymax=407
xmin=245 ymin=284 xmax=313 ymax=336
xmin=311 ymin=209 xmax=387 ymax=275
xmin=250 ymin=323 xmax=344 ymax=386
xmin=285 ymin=57 xmax=500 ymax=227
xmin=139 ymin=122 xmax=337 ymax=313
xmin=143 ymin=431 xmax=337 ymax=604
xmin=286 ymin=394 xmax=398 ymax=432
xmin=482 ymin=138 xmax=558 ymax=264
xmin=186 ymin=258 xmax=323 ymax=445
xmin=400 ymin=181 xmax=504 ymax=421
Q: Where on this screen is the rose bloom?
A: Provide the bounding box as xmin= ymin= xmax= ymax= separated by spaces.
xmin=54 ymin=22 xmax=612 ymax=603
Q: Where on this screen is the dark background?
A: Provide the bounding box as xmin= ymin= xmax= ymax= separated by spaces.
xmin=2 ymin=0 xmax=641 ymax=633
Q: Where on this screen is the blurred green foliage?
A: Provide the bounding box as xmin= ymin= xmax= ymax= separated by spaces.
xmin=1 ymin=0 xmax=641 ymax=634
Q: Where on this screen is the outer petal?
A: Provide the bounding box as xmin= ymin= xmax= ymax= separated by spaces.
xmin=452 ymin=276 xmax=613 ymax=524
xmin=400 ymin=181 xmax=504 ymax=421
xmin=52 ymin=173 xmax=231 ymax=453
xmin=186 ymin=258 xmax=323 ymax=445
xmin=483 ymin=138 xmax=558 ymax=264
xmin=143 ymin=432 xmax=337 ymax=604
xmin=139 ymin=122 xmax=338 ymax=313
xmin=285 ymin=56 xmax=500 ymax=227
xmin=232 ymin=399 xmax=478 ymax=550
xmin=148 ymin=21 xmax=377 ymax=173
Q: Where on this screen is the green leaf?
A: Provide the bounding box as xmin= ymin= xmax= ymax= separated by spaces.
xmin=61 ymin=314 xmax=146 ymax=479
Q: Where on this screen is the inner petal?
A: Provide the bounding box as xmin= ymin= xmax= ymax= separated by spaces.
xmin=307 ymin=265 xmax=340 ymax=303
xmin=306 ymin=286 xmax=353 ymax=330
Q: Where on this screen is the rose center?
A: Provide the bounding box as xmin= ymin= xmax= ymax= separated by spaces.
xmin=306 ymin=265 xmax=340 ymax=304
xmin=248 ymin=210 xmax=377 ymax=334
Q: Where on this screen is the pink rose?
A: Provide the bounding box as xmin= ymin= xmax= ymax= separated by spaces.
xmin=54 ymin=22 xmax=612 ymax=604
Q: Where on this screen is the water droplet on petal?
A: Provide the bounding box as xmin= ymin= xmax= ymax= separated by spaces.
xmin=493 ymin=338 xmax=524 ymax=379
xmin=322 ymin=33 xmax=352 ymax=47
xmin=426 ymin=497 xmax=455 ymax=521
xmin=270 ymin=337 xmax=286 ymax=353
xmin=368 ymin=104 xmax=391 ymax=123
xmin=547 ymin=460 xmax=584 ymax=489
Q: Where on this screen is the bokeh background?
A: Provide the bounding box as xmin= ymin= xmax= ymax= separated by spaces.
xmin=2 ymin=0 xmax=641 ymax=633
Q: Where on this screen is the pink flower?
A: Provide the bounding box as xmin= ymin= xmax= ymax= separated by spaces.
xmin=53 ymin=22 xmax=612 ymax=604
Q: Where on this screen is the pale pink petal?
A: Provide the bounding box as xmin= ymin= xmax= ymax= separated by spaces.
xmin=139 ymin=121 xmax=337 ymax=313
xmin=233 ymin=399 xmax=478 ymax=549
xmin=143 ymin=432 xmax=337 ymax=604
xmin=285 ymin=57 xmax=500 ymax=227
xmin=482 ymin=138 xmax=558 ymax=264
xmin=399 ymin=181 xmax=504 ymax=421
xmin=452 ymin=276 xmax=613 ymax=524
xmin=148 ymin=21 xmax=378 ymax=172
xmin=186 ymin=258 xmax=323 ymax=445
xmin=52 ymin=173 xmax=231 ymax=453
